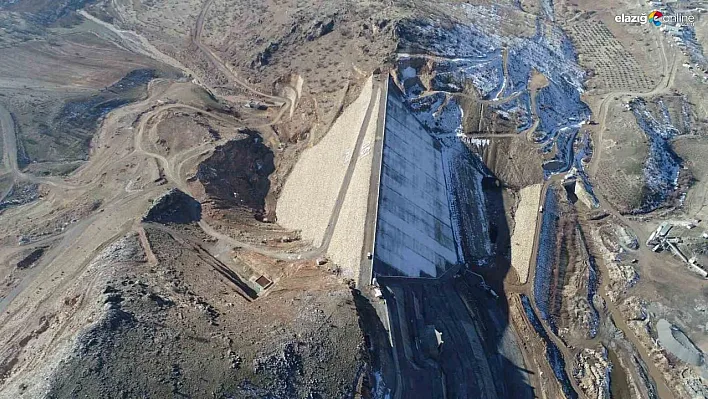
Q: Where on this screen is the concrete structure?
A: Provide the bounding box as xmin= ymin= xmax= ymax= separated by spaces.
xmin=688 ymin=260 xmax=708 ymax=278
xmin=365 ymin=76 xmax=524 ymax=399
xmin=657 ymin=319 xmax=704 ymax=366
xmin=645 ymin=221 xmax=708 ymax=278
xmin=658 ymin=222 xmax=673 ymax=237
xmin=372 ymin=81 xmax=458 ymax=278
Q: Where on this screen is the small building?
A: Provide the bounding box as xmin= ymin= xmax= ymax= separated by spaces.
xmin=658 ymin=222 xmax=673 ymax=237
xmin=255 ymin=275 xmax=273 ymax=290
xmin=647 ymin=230 xmax=658 ymax=246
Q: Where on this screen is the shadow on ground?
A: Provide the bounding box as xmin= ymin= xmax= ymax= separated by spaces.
xmin=357 ymin=140 xmax=535 ymax=398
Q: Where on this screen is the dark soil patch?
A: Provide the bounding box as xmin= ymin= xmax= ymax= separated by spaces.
xmin=143 ymin=189 xmax=202 ymax=224
xmin=16 ymin=247 xmax=46 ymax=269
xmin=196 ymin=131 xmax=274 ymax=220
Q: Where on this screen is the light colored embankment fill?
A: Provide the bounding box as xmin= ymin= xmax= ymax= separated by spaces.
xmin=511 ymin=184 xmax=542 ymax=284
xmin=277 ymin=76 xmax=373 ymax=247
xmin=327 ymin=88 xmax=380 ymax=279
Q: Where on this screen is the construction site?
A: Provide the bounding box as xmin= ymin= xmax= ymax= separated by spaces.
xmin=0 ymin=0 xmax=707 ymax=398
xmin=645 ymin=220 xmax=708 ymax=278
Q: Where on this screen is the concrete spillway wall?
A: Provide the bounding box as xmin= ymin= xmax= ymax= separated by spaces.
xmin=372 ymin=80 xmax=458 ymax=278
xmin=533 ymin=186 xmax=559 ymax=332
xmin=657 ymin=319 xmax=704 ymax=366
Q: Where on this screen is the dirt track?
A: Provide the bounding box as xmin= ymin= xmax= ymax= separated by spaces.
xmin=0 ymin=0 xmax=382 ymax=302
xmin=1 ymin=1 xmax=384 ymax=283
xmin=1 ymin=1 xmax=702 ymax=397
xmin=587 ymin=30 xmax=678 ymax=178
xmin=0 ymin=105 xmax=18 ymax=178
xmin=192 ymin=0 xmax=291 ymax=122
xmin=0 ymin=104 xmax=83 ymax=196
xmin=0 ymin=75 xmax=288 ymax=395
xmin=126 ymin=76 xmax=383 ymax=267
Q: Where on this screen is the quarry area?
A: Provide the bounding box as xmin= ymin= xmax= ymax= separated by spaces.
xmin=0 ymin=0 xmax=707 ymax=398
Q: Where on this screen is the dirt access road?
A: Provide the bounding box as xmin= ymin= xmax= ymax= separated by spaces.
xmin=193 ymin=0 xmax=290 ymax=121
xmin=521 ymin=179 xmax=675 ymax=399
xmin=189 ymin=77 xmax=383 ymax=264
xmin=0 ymin=104 xmax=81 ymax=199
xmin=511 ymin=24 xmax=680 ymax=399
xmin=0 ymin=104 xmax=19 ymax=177
xmin=576 ymin=25 xmax=681 ymax=397
xmin=23 ymin=3 xmax=383 ymax=271
xmin=357 ymin=77 xmax=388 ymax=288
xmin=587 ymin=30 xmax=678 ymax=178
xmin=122 ymin=0 xmax=385 ymax=268
xmin=0 ymin=6 xmax=383 ymax=391
xmin=0 ymin=3 xmax=383 ymax=393
xmin=507 ymin=179 xmax=587 ymax=399
xmin=192 ymin=0 xmax=385 ymax=265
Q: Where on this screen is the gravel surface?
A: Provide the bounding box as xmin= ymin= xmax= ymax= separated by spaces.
xmin=327 ymin=87 xmax=380 ymax=278
xmin=277 ymin=77 xmax=373 ymax=247
xmin=511 ymin=184 xmax=541 ymax=284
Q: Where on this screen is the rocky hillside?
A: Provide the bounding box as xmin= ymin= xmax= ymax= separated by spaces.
xmin=45 ymin=227 xmax=365 ymax=399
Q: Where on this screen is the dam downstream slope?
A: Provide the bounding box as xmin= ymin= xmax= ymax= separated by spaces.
xmin=369 ymin=77 xmax=533 ymax=399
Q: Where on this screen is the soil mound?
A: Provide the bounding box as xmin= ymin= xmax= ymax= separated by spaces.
xmin=143 ymin=189 xmax=201 ymax=224
xmin=196 ymin=131 xmax=274 ymax=220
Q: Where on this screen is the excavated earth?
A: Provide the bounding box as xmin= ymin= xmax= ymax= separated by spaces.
xmin=1 ymin=0 xmax=707 ymax=398
xmin=193 ymin=130 xmax=275 ymax=222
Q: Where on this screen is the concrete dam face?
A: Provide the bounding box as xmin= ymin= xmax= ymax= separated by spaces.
xmin=372 ymin=80 xmax=459 ymax=278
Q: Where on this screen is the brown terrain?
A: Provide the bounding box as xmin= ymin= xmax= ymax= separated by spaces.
xmin=0 ymin=0 xmax=393 ymax=396
xmin=0 ymin=0 xmax=706 ymax=398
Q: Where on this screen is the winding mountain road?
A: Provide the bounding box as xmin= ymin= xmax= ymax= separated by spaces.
xmin=193 ymin=0 xmax=291 ymax=125
xmin=130 ymin=76 xmax=383 ymax=263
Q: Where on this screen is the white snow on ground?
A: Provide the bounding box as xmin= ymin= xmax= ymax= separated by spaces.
xmin=379 ymin=6 xmax=592 ymax=275
xmin=397 ymin=19 xmax=502 ymax=59
xmin=409 ymin=94 xmax=464 ymax=135
xmin=372 ymin=371 xmax=392 ymax=399
xmin=441 ymin=138 xmax=492 ymax=263
xmin=462 ymin=137 xmax=490 ymax=147
xmin=401 ymin=66 xmax=417 ymax=80
xmin=510 ymin=184 xmax=542 ymax=284
xmin=398 ymin=11 xmax=590 ymax=184
xmin=629 ymin=98 xmax=683 ymax=212
xmin=398 ymin=14 xmax=588 ymax=143
xmin=328 ymin=88 xmax=380 ymax=279
xmin=277 ymin=77 xmax=373 ymax=247
xmin=460 ymin=56 xmax=504 ymax=99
